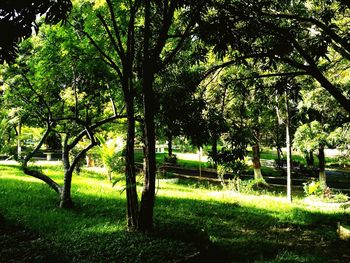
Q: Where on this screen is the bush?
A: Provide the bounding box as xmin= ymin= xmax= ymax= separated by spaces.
xmin=225 ymin=177 xmax=268 ymax=194
xmin=303 ymin=180 xmax=349 ymax=203
xmin=164 ymin=154 xmax=177 ymax=164
xmin=303 ymin=180 xmax=325 ymax=197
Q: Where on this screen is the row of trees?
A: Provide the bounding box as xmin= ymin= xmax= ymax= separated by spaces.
xmin=1 ymin=0 xmax=350 ymax=232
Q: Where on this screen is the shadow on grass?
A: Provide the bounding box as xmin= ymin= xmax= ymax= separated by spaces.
xmin=154 ymin=195 xmax=350 ymax=262
xmin=1 ymin=171 xmax=350 ymax=263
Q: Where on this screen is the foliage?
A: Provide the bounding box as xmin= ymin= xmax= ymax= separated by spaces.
xmin=0 ymin=0 xmax=72 ymax=62
xmin=164 ymin=154 xmax=177 ymax=164
xmin=225 ymin=177 xmax=269 ymax=194
xmin=303 ymin=180 xmax=349 ymax=203
xmin=303 ymin=180 xmax=325 ymax=197
xmin=98 ymin=136 xmax=126 ymax=175
xmin=325 ymin=193 xmax=349 ymax=203
xmin=213 ymin=149 xmax=248 ymax=176
xmin=294 ymin=121 xmax=328 ymax=153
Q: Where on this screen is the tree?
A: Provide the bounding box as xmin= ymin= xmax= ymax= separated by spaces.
xmin=2 ymin=22 xmax=125 ymax=208
xmin=155 ymin=50 xmax=206 ymax=159
xmin=197 ymin=0 xmax=350 ymax=115
xmin=294 ymin=121 xmax=329 ymax=185
xmin=74 ymin=0 xmax=211 ymax=231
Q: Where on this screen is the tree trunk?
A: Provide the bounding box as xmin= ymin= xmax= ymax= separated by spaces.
xmin=125 ymin=102 xmax=139 ymax=230
xmin=306 ymin=151 xmax=314 ymax=168
xmin=17 ymin=118 xmax=22 ymax=160
xmin=167 ymin=134 xmax=173 ymax=157
xmin=275 ymin=94 xmax=283 ymax=164
xmin=211 ymin=135 xmax=218 ymax=167
xmin=310 ymin=67 xmax=350 ymax=114
xmin=21 ymin=124 xmax=62 ymax=195
xmin=318 ymin=144 xmax=326 ymax=186
xmin=309 ymin=151 xmax=314 ymax=168
xmin=285 ymin=90 xmax=292 ymax=203
xmin=60 ymin=140 xmax=73 ymax=209
xmin=276 ymin=146 xmax=282 ymax=162
xmin=139 ymin=71 xmax=156 ymax=231
xmin=22 ymin=166 xmax=62 ymax=194
xmin=86 ymin=154 xmax=95 ymax=167
xmin=60 ymin=169 xmax=74 ymax=209
xmin=252 ymin=144 xmax=264 ymax=181
xmin=138 ymin=0 xmax=157 ymax=231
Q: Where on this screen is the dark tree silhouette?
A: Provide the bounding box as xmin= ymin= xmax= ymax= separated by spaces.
xmin=0 ymin=0 xmax=72 ymax=62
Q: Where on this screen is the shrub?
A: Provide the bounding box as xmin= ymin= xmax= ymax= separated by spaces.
xmin=303 ymin=180 xmax=324 ymax=197
xmin=225 ymin=177 xmax=267 ymax=194
xmin=164 ymin=154 xmax=177 ymax=164
xmin=303 ymin=180 xmax=349 ymax=203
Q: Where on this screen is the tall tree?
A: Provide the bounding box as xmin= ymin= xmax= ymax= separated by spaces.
xmin=75 ymin=0 xmax=209 ymax=231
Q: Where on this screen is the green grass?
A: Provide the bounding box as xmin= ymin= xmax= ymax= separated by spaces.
xmin=258 ymin=149 xmax=341 ymax=168
xmin=1 ymin=164 xmax=350 ymax=262
xmin=135 ymin=149 xmax=346 ymax=175
xmin=135 ymin=150 xmax=212 ymax=169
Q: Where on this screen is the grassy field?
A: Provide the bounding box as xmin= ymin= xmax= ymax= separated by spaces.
xmin=1 ymin=164 xmax=350 ymax=262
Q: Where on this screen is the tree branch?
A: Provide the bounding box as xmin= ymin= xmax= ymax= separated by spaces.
xmin=161 ymin=20 xmax=195 ymax=69
xmin=22 ymin=121 xmax=52 ymax=166
xmin=97 ymin=13 xmax=124 ymax=64
xmin=106 ymin=0 xmax=126 ymax=61
xmin=82 ymin=30 xmax=123 ymax=81
xmin=263 ymin=12 xmax=350 ymax=55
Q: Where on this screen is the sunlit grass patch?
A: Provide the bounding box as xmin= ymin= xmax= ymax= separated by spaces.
xmin=1 ymin=164 xmax=349 ymax=262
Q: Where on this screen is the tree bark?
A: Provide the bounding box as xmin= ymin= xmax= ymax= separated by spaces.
xmin=252 ymin=144 xmax=264 ymax=181
xmin=60 ymin=169 xmax=74 ymax=209
xmin=139 ymin=70 xmax=156 ymax=231
xmin=285 ymin=90 xmax=292 ymax=203
xmin=22 ymin=166 xmax=62 ymax=194
xmin=138 ymin=0 xmax=157 ymax=232
xmin=318 ymin=144 xmax=326 ymax=186
xmin=60 ymin=137 xmax=73 ymax=209
xmin=309 ymin=151 xmax=314 ymax=168
xmin=21 ymin=124 xmax=63 ymax=195
xmin=305 ymin=151 xmax=314 ymax=168
xmin=211 ymin=135 xmax=218 ymax=167
xmin=310 ymin=68 xmax=350 ymax=114
xmin=125 ymin=101 xmax=139 ymax=230
xmin=17 ymin=118 xmax=22 ymax=160
xmin=167 ymin=133 xmax=173 ymax=157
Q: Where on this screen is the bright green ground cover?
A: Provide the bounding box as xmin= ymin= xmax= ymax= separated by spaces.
xmin=1 ymin=164 xmax=350 ymax=262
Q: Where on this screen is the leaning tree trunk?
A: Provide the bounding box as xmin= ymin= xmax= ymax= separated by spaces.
xmin=252 ymin=144 xmax=264 ymax=181
xmin=318 ymin=144 xmax=326 ymax=186
xmin=21 ymin=123 xmax=63 ymax=195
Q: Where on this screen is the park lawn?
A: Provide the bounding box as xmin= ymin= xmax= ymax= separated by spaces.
xmin=1 ymin=164 xmax=350 ymax=263
xmin=135 ymin=148 xmax=341 ymax=175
